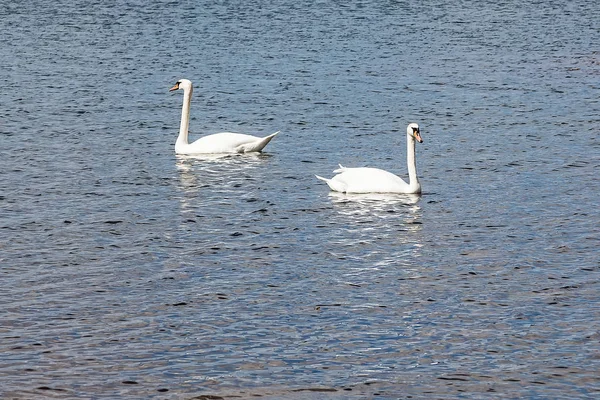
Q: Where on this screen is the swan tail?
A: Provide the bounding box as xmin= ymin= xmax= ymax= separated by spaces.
xmin=236 ymin=131 xmax=280 ymax=153
xmin=315 ymin=175 xmax=347 ymax=193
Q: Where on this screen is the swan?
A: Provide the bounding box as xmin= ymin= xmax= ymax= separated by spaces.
xmin=316 ymin=123 xmax=423 ymax=194
xmin=170 ymin=79 xmax=279 ymax=154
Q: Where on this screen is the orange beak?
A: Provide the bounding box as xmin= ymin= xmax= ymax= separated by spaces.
xmin=414 ymin=131 xmax=423 ymax=143
xmin=169 ymin=83 xmax=180 ymax=92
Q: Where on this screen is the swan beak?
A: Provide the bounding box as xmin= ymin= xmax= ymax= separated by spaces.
xmin=169 ymin=83 xmax=180 ymax=92
xmin=414 ymin=131 xmax=423 ymax=143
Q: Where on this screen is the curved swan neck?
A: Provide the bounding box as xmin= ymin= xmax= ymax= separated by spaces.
xmin=177 ymin=84 xmax=193 ymax=147
xmin=406 ymin=133 xmax=420 ymax=192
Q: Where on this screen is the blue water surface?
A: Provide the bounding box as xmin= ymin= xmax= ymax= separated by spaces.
xmin=1 ymin=1 xmax=599 ymax=398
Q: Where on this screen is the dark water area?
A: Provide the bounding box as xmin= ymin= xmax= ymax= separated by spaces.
xmin=1 ymin=0 xmax=599 ymax=398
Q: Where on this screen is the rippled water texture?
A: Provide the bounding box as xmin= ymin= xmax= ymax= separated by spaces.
xmin=2 ymin=0 xmax=600 ymax=398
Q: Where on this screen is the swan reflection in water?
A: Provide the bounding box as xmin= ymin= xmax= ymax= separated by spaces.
xmin=174 ymin=153 xmax=272 ymax=214
xmin=327 ymin=191 xmax=421 ymax=205
xmin=176 ymin=152 xmax=271 ymax=182
xmin=325 ymin=191 xmax=424 ymax=269
xmin=327 ymin=191 xmax=422 ymax=225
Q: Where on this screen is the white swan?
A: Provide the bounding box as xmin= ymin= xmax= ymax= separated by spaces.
xmin=170 ymin=79 xmax=279 ymax=155
xmin=316 ymin=123 xmax=423 ymax=194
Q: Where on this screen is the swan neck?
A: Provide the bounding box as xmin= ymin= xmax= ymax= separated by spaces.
xmin=177 ymin=85 xmax=192 ymax=147
xmin=406 ymin=133 xmax=420 ymax=191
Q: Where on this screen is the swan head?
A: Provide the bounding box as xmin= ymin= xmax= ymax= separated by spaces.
xmin=169 ymin=79 xmax=192 ymax=92
xmin=407 ymin=123 xmax=423 ymax=143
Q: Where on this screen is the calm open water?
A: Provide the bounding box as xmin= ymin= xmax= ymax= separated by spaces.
xmin=1 ymin=0 xmax=600 ymax=398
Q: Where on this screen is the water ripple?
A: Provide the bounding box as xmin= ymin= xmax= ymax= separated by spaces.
xmin=2 ymin=0 xmax=600 ymax=398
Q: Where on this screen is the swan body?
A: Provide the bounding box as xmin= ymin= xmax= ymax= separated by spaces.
xmin=316 ymin=123 xmax=423 ymax=194
xmin=170 ymin=79 xmax=279 ymax=155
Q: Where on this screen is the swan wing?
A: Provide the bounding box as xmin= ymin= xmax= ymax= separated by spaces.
xmin=328 ymin=167 xmax=410 ymax=194
xmin=181 ymin=132 xmax=278 ymax=154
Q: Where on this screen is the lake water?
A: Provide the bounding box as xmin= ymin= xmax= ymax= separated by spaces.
xmin=1 ymin=0 xmax=599 ymax=398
